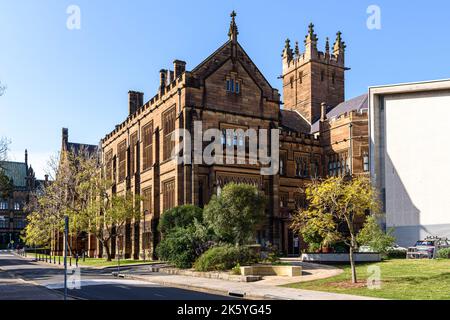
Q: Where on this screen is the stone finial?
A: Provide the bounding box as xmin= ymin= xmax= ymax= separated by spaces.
xmin=294 ymin=41 xmax=300 ymax=56
xmin=325 ymin=37 xmax=330 ymax=54
xmin=283 ymin=38 xmax=293 ymax=61
xmin=228 ymin=10 xmax=239 ymax=42
xmin=333 ymin=31 xmax=346 ymax=54
xmin=304 ymin=23 xmax=318 ymax=47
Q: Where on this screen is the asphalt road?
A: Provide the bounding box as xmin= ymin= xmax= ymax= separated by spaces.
xmin=0 ymin=250 xmax=237 ymax=300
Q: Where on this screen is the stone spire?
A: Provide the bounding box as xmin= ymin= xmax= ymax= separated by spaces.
xmin=304 ymin=23 xmax=318 ymax=48
xmin=294 ymin=41 xmax=300 ymax=56
xmin=282 ymin=38 xmax=293 ymax=62
xmin=228 ymin=10 xmax=239 ymax=42
xmin=325 ymin=37 xmax=330 ymax=54
xmin=333 ymin=31 xmax=346 ymax=54
xmin=304 ymin=23 xmax=318 ymax=60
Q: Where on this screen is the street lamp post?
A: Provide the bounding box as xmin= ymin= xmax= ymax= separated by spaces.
xmin=64 ymin=215 xmax=69 ymax=301
xmin=143 ymin=210 xmax=148 ymax=262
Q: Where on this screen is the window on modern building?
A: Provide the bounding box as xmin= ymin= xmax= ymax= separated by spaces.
xmin=130 ymin=132 xmax=138 ymax=176
xmin=162 ymin=179 xmax=175 ymax=212
xmin=363 ymin=154 xmax=369 ymax=172
xmin=14 ymin=202 xmax=20 ymax=211
xmin=118 ymin=140 xmax=127 ymax=183
xmin=163 ymin=108 xmax=176 ymax=161
xmin=105 ymin=150 xmax=113 ymax=181
xmin=0 ymin=218 xmax=7 ymax=229
xmin=142 ymin=122 xmax=153 ymax=171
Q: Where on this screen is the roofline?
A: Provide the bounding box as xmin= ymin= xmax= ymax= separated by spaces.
xmin=369 ymin=78 xmax=450 ymax=95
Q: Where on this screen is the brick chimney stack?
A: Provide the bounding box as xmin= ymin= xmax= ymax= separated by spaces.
xmin=128 ymin=91 xmax=144 ymax=115
xmin=173 ymin=60 xmax=186 ymax=79
xmin=320 ymin=102 xmax=327 ymax=122
xmin=160 ymin=69 xmax=167 ymax=95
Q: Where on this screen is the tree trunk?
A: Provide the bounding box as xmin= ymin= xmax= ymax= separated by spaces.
xmin=103 ymin=242 xmax=112 ymax=261
xmin=349 ymin=239 xmax=357 ymax=283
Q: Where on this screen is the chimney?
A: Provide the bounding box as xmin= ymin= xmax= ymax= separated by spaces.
xmin=44 ymin=174 xmax=49 ymax=187
xmin=320 ymin=102 xmax=327 ymax=121
xmin=160 ymin=69 xmax=167 ymax=95
xmin=62 ymin=128 xmax=69 ymax=151
xmin=173 ymin=60 xmax=186 ymax=79
xmin=25 ymin=149 xmax=28 ymax=168
xmin=128 ymin=91 xmax=144 ymax=115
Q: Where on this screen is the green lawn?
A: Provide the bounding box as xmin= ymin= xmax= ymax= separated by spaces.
xmin=25 ymin=253 xmax=159 ymax=268
xmin=285 ymin=259 xmax=450 ymax=300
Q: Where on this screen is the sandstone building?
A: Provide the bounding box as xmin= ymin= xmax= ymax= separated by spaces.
xmin=0 ymin=151 xmax=47 ymax=248
xmin=91 ymin=12 xmax=369 ymax=258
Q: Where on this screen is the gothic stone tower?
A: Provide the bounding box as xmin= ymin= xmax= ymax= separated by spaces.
xmin=282 ymin=24 xmax=347 ymax=124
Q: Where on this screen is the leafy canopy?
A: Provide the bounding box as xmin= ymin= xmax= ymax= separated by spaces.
xmin=203 ymin=183 xmax=266 ymax=245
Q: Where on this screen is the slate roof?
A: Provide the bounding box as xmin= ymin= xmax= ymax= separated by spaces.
xmin=67 ymin=142 xmax=98 ymax=156
xmin=0 ymin=161 xmax=27 ymax=187
xmin=280 ymin=109 xmax=311 ymax=133
xmin=310 ymin=94 xmax=368 ymax=133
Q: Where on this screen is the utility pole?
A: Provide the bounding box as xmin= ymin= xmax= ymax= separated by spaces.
xmin=64 ymin=216 xmax=69 ymax=301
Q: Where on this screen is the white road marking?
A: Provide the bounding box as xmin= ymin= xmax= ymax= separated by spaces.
xmin=45 ymin=278 xmax=160 ymax=289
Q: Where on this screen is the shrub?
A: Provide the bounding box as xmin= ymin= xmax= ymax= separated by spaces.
xmin=156 ymin=223 xmax=214 ymax=269
xmin=386 ymin=249 xmax=407 ymax=259
xmin=437 ymin=248 xmax=450 ymax=259
xmin=158 ymin=205 xmax=203 ymax=236
xmin=231 ymin=263 xmax=241 ymax=275
xmin=356 ymin=215 xmax=395 ymax=254
xmin=194 ymin=245 xmax=259 ymax=272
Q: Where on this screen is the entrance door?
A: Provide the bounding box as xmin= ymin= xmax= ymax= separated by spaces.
xmin=287 ymin=229 xmax=300 ymax=256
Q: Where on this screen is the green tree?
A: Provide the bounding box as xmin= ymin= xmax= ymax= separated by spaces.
xmin=203 ymin=183 xmax=266 ymax=246
xmin=357 ymin=215 xmax=395 ymax=255
xmin=158 ymin=205 xmax=203 ymax=236
xmin=291 ymin=176 xmax=380 ymax=283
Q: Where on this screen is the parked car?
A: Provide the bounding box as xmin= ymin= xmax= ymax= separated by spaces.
xmin=407 ymin=236 xmax=450 ymax=259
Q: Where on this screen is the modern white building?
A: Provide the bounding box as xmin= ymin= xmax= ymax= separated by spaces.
xmin=369 ymin=79 xmax=450 ymax=247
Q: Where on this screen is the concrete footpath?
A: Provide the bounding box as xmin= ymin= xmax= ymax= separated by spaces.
xmin=122 ymin=272 xmax=380 ymax=300
xmin=13 ymin=252 xmax=381 ymax=300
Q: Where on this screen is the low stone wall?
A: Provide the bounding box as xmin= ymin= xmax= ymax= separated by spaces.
xmin=150 ymin=266 xmax=262 ymax=282
xmin=240 ymin=265 xmax=302 ymax=277
xmin=301 ymin=253 xmax=381 ymax=263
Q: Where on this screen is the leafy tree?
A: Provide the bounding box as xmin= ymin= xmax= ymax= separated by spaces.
xmin=357 ymin=215 xmax=395 ymax=255
xmin=291 ymin=176 xmax=380 ymax=283
xmin=156 ymin=222 xmax=213 ymax=268
xmin=158 ymin=205 xmax=203 ymax=236
xmin=203 ymin=183 xmax=266 ymax=246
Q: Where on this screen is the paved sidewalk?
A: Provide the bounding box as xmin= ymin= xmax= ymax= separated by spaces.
xmin=13 ymin=252 xmax=381 ymax=300
xmin=123 ymin=272 xmax=381 ymax=300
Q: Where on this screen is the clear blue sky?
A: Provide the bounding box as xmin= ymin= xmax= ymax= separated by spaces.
xmin=1 ymin=0 xmax=449 ymax=178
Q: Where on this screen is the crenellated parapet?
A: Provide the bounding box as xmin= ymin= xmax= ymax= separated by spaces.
xmin=282 ymin=24 xmax=345 ymax=75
